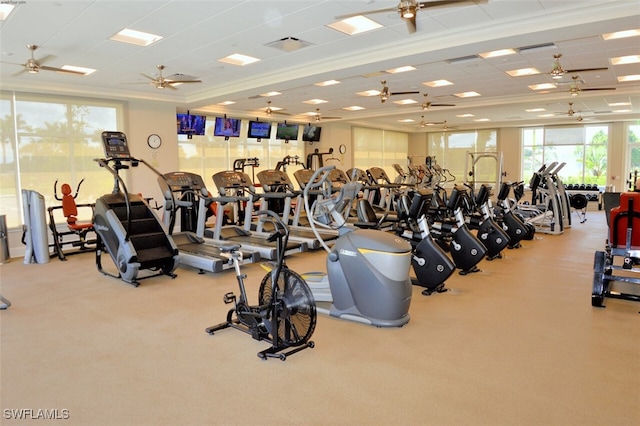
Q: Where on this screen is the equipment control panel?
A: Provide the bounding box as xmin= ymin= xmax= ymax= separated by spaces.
xmin=101 ymin=131 xmax=131 ymax=159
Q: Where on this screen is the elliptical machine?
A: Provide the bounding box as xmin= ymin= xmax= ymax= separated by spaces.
xmin=93 ymin=131 xmax=179 ymax=286
xmin=301 ymin=166 xmax=413 ymax=328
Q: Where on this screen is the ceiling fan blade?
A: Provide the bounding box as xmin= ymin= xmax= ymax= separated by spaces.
xmin=335 ymin=6 xmax=396 ymax=20
xmin=581 ymin=87 xmax=616 ymax=91
xmin=35 ymin=54 xmax=55 ymax=65
xmin=419 ymin=0 xmax=487 ymax=9
xmin=141 ymin=73 xmax=156 ymax=81
xmin=12 ymin=68 xmax=28 ymax=77
xmin=391 ymin=91 xmax=420 ymax=96
xmin=167 ymin=79 xmax=202 ymax=84
xmin=39 ymin=65 xmax=84 ymax=75
xmin=565 ymin=67 xmax=608 ymax=73
xmin=430 ymin=103 xmax=456 ymax=107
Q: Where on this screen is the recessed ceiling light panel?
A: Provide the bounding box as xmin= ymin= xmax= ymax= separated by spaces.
xmin=218 ymin=53 xmax=261 ymax=66
xmin=506 ymin=68 xmax=540 ymax=77
xmin=110 ymin=28 xmax=163 ymax=46
xmin=454 ymin=91 xmax=481 ymax=98
xmin=327 ymin=16 xmax=382 ymax=36
xmin=423 ymin=80 xmax=453 ymax=87
xmin=303 ymin=99 xmax=328 ymax=105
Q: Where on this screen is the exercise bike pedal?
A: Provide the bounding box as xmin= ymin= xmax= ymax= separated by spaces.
xmin=223 ymin=292 xmax=236 ymax=304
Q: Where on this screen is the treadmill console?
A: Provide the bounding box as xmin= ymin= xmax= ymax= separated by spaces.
xmin=256 ymin=170 xmax=295 ymax=192
xmin=211 ymin=171 xmax=254 ymax=196
xmin=101 ymin=131 xmax=131 ymax=159
xmin=163 ymin=171 xmax=207 ymax=192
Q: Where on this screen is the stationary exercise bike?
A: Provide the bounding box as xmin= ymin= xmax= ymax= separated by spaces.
xmin=206 ymin=210 xmax=316 ymax=361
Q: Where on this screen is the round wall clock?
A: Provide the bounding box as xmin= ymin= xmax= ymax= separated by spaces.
xmin=147 ymin=134 xmax=162 ymax=149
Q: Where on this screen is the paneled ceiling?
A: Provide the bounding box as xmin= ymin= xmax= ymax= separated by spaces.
xmin=0 ymin=0 xmax=638 ymax=131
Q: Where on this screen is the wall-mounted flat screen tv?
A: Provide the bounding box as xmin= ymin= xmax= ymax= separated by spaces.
xmin=276 ymin=122 xmax=299 ymax=141
xmin=247 ymin=120 xmax=272 ymax=139
xmin=177 ymin=113 xmax=206 ymax=135
xmin=214 ymin=117 xmax=242 ymax=138
xmin=302 ymin=124 xmax=321 ymax=142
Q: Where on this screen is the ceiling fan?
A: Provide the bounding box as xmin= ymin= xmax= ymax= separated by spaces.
xmin=336 ymin=0 xmax=487 ymax=34
xmin=424 ymin=120 xmax=456 ymax=130
xmin=264 ymin=101 xmax=289 ymax=116
xmin=380 ymin=80 xmax=420 ymax=103
xmin=141 ymin=65 xmax=201 ymax=90
xmin=312 ymin=108 xmax=342 ymax=122
xmin=549 ymin=54 xmax=608 ymax=80
xmin=567 ymin=75 xmax=615 ymax=96
xmin=4 ymin=44 xmax=84 ymax=76
xmin=421 ymin=93 xmax=456 ymax=110
xmin=554 ymin=102 xmax=594 ymax=120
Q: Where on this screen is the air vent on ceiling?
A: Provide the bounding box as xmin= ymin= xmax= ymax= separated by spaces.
xmin=265 ymin=37 xmax=313 ymax=52
xmin=517 ymin=42 xmax=556 ymax=53
xmin=593 ymin=110 xmax=613 ymax=114
xmin=446 ymin=54 xmax=479 ymax=64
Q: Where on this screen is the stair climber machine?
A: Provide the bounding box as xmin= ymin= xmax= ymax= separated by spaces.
xmin=206 ymin=170 xmax=307 ymax=260
xmin=395 ymin=189 xmax=456 ymax=296
xmin=493 ymin=181 xmax=535 ymax=249
xmin=301 ymin=165 xmax=413 ymax=327
xmin=462 ymin=183 xmax=511 ymax=260
xmin=93 ymin=131 xmax=179 ymax=286
xmin=157 ymin=171 xmax=261 ymax=273
xmin=428 ymin=184 xmax=488 ymax=275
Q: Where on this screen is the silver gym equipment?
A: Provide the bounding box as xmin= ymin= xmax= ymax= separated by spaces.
xmin=21 ymin=189 xmax=50 ymax=264
xmin=301 ymin=165 xmax=413 ymax=328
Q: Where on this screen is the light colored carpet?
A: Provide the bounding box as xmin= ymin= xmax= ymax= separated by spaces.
xmin=1 ymin=208 xmax=639 ymax=426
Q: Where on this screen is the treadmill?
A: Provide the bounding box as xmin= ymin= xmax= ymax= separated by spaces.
xmin=205 ymin=170 xmax=307 ymax=260
xmin=255 ymin=169 xmax=338 ymax=250
xmin=158 ymin=171 xmax=260 ymax=273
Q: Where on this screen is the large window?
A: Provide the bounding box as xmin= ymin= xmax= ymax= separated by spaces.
xmin=427 ymin=129 xmax=497 ymax=184
xmin=522 ymin=125 xmax=608 ymax=186
xmin=353 ymin=127 xmax=408 ymax=181
xmin=627 ymin=122 xmax=640 ymax=186
xmin=178 ymin=120 xmax=305 ymax=190
xmin=0 ymin=91 xmax=123 ymax=228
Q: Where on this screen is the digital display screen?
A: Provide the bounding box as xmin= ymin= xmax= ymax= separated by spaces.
xmin=248 ymin=120 xmax=272 ymax=139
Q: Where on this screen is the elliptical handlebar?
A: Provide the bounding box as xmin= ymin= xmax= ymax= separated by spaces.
xmin=303 ymin=165 xmax=337 ymax=253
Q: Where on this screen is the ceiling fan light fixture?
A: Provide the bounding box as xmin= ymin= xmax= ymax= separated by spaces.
xmin=400 ymin=6 xmax=416 ymax=19
xmin=550 ymin=54 xmax=566 ymax=79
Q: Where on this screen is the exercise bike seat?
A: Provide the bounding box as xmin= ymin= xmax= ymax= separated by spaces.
xmin=61 ymin=183 xmax=93 ymax=231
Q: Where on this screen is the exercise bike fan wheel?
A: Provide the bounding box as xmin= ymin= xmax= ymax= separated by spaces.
xmin=259 ymin=268 xmax=317 ymax=348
